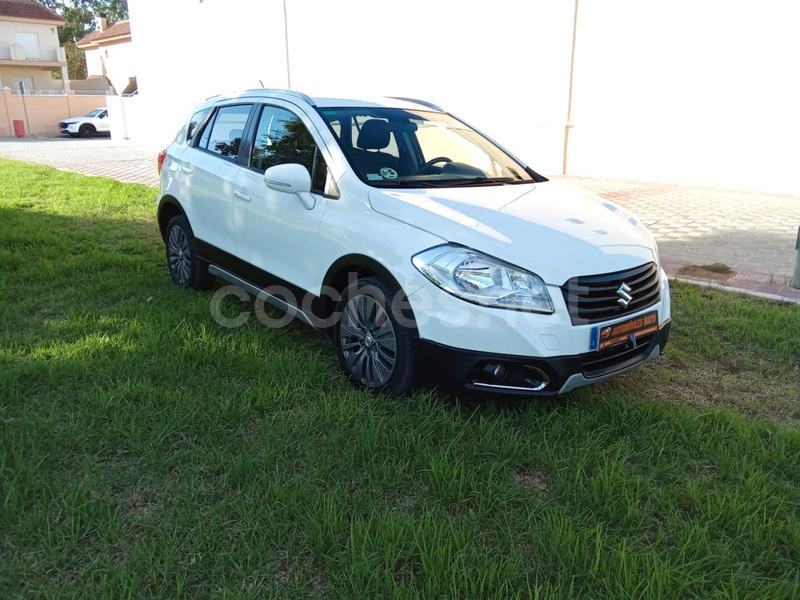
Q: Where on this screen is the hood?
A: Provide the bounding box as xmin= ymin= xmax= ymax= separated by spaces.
xmin=368 ymin=181 xmax=657 ymax=285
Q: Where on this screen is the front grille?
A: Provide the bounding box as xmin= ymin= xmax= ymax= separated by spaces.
xmin=561 ymin=262 xmax=660 ymax=325
xmin=59 ymin=122 xmax=66 ymax=128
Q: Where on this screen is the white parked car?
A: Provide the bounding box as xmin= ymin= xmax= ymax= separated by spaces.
xmin=157 ymin=90 xmax=671 ymax=396
xmin=59 ymin=108 xmax=110 ymax=137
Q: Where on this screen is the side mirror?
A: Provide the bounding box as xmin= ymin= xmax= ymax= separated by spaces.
xmin=264 ymin=163 xmax=315 ymax=209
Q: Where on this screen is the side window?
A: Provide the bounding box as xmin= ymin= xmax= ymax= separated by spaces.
xmin=250 ymin=105 xmax=333 ymax=195
xmin=186 ymin=107 xmax=210 ymax=144
xmin=197 ymin=104 xmax=252 ymax=161
xmin=174 ymin=107 xmax=211 ymax=146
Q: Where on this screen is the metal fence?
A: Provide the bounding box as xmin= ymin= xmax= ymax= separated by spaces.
xmin=10 ymin=89 xmax=65 ymax=96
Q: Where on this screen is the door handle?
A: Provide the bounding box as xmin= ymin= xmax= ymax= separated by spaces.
xmin=180 ymin=165 xmax=193 ymax=174
xmin=234 ymin=191 xmax=251 ymax=202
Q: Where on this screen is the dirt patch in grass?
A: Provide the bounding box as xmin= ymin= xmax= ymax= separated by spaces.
xmin=599 ymin=355 xmax=800 ymax=426
xmin=513 ymin=469 xmax=550 ymax=496
xmin=678 ymin=263 xmax=735 ymax=282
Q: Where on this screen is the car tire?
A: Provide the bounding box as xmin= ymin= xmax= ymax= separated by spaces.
xmin=165 ymin=215 xmax=215 ymax=290
xmin=334 ymin=276 xmax=416 ymax=395
xmin=79 ymin=124 xmax=95 ymax=138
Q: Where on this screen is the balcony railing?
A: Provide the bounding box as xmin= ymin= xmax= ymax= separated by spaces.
xmin=10 ymin=89 xmax=66 ymax=96
xmin=0 ymin=44 xmax=65 ymax=62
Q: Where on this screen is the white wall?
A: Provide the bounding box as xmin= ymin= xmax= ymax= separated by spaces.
xmin=566 ymin=0 xmax=800 ymax=192
xmin=84 ymin=40 xmax=137 ymax=94
xmin=128 ymin=0 xmax=288 ymax=148
xmin=83 ymin=46 xmax=103 ymax=78
xmin=0 ymin=21 xmax=60 ymax=48
xmin=127 ymin=0 xmax=800 ymax=193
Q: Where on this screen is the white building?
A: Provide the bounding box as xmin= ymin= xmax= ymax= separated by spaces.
xmin=125 ymin=0 xmax=800 ymax=193
xmin=76 ymin=17 xmax=135 ymax=95
xmin=0 ymin=0 xmax=68 ymax=92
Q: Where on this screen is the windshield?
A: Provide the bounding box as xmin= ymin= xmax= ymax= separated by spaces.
xmin=85 ymin=109 xmax=104 ymax=118
xmin=317 ymin=108 xmax=544 ymax=188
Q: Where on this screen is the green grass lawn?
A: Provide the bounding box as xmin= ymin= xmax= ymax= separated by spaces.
xmin=1 ymin=159 xmax=799 ymax=599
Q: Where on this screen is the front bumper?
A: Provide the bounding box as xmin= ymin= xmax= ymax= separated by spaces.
xmin=59 ymin=123 xmax=78 ymax=134
xmin=416 ymin=319 xmax=670 ymax=396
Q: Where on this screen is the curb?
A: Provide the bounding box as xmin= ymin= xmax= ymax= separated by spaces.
xmin=671 ymin=276 xmax=800 ymax=305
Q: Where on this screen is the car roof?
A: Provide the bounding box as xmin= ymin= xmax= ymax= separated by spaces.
xmin=198 ymin=89 xmax=444 ymax=113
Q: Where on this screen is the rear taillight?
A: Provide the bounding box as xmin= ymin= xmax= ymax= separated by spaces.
xmin=157 ymin=150 xmax=167 ymax=175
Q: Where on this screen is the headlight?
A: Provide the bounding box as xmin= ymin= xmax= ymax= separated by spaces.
xmin=412 ymin=245 xmax=554 ymax=313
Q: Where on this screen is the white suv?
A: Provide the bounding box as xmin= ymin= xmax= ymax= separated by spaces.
xmin=157 ymin=90 xmax=671 ymax=396
xmin=59 ymin=108 xmax=110 ymax=137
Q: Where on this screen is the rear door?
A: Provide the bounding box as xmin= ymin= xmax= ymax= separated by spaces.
xmin=95 ymin=109 xmax=110 ymax=132
xmin=177 ymin=103 xmax=254 ymax=256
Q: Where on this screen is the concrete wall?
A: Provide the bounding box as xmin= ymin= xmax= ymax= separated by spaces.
xmin=127 ymin=0 xmax=288 ymax=147
xmin=69 ymin=78 xmax=111 ymax=93
xmin=106 ymin=94 xmax=142 ymax=140
xmin=126 ymin=0 xmax=800 ymax=193
xmin=0 ymin=88 xmax=107 ymax=136
xmin=565 ymin=0 xmax=800 ymax=193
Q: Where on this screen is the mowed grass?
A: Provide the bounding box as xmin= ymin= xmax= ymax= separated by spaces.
xmin=1 ymin=158 xmax=799 ymax=599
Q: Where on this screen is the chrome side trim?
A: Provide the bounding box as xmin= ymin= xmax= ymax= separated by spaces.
xmin=472 ymin=380 xmax=548 ymax=393
xmin=387 ymin=97 xmax=445 ymax=112
xmin=208 ymin=265 xmax=316 ymax=328
xmin=558 ymin=343 xmax=661 ymax=395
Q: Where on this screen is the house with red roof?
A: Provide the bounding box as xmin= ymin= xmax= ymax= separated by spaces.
xmin=0 ymin=0 xmax=67 ymax=93
xmin=76 ymin=16 xmax=135 ymax=96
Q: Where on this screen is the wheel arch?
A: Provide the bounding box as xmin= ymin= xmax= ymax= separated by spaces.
xmin=157 ymin=196 xmax=186 ymax=242
xmin=318 ymin=254 xmax=416 ymax=326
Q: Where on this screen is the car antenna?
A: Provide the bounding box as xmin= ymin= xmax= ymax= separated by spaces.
xmin=259 ymin=80 xmax=265 ymax=88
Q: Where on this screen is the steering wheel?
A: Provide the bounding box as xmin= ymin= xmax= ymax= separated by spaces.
xmin=418 ymin=156 xmax=453 ymax=175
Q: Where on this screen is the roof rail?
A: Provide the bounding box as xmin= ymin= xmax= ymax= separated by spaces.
xmin=240 ymin=88 xmax=316 ymax=106
xmin=387 ymin=96 xmax=444 ymax=112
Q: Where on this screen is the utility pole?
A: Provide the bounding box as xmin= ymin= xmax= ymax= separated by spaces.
xmin=19 ymin=81 xmax=31 ymax=138
xmin=562 ymin=0 xmax=579 ymax=174
xmin=283 ymin=0 xmax=291 ymax=88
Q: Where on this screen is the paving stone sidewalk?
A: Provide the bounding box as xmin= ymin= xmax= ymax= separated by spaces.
xmin=2 ymin=136 xmax=798 ymax=301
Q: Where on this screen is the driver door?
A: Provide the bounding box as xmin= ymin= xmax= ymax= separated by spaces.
xmin=232 ymin=103 xmax=338 ymax=297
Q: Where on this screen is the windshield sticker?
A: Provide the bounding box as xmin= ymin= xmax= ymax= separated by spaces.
xmin=366 ymin=173 xmax=383 ymax=181
xmin=379 ymin=167 xmax=398 ymax=180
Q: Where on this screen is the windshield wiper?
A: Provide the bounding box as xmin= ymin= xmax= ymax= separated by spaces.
xmin=369 ymin=179 xmax=442 ymax=188
xmin=369 ymin=177 xmax=533 ymax=189
xmin=439 ymin=176 xmax=516 ymax=187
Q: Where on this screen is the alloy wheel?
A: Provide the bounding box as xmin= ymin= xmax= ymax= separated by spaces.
xmin=340 ymin=294 xmax=397 ymax=388
xmin=167 ymin=225 xmax=192 ymax=285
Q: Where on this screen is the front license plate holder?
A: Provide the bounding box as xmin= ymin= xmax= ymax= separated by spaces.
xmin=589 ymin=311 xmax=659 ymax=351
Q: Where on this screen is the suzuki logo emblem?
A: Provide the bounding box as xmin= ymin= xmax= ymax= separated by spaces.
xmin=616 ymin=282 xmax=633 ymax=309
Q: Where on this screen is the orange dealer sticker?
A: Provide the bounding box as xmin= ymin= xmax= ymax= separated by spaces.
xmin=589 ymin=311 xmax=659 ymax=351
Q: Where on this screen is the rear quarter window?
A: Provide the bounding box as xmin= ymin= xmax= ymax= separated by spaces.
xmin=175 ymin=107 xmax=212 ymax=146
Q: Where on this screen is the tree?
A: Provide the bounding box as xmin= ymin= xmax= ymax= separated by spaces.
xmin=36 ymin=1 xmax=129 ymax=79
